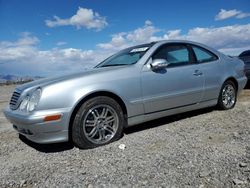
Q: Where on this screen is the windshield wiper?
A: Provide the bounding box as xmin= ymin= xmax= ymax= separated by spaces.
xmin=101 ymin=64 xmax=128 ymax=67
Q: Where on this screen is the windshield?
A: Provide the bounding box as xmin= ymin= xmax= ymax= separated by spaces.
xmin=96 ymin=44 xmax=152 ymax=68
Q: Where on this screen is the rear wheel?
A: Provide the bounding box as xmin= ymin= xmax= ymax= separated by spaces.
xmin=217 ymin=80 xmax=237 ymax=110
xmin=72 ymin=96 xmax=125 ymax=149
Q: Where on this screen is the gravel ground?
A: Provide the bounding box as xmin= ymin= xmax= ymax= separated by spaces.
xmin=1 ymin=84 xmax=250 ymax=187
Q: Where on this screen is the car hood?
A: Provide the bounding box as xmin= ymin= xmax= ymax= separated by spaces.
xmin=16 ymin=66 xmax=126 ymax=92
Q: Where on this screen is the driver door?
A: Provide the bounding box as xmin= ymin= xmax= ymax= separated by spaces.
xmin=141 ymin=43 xmax=204 ymax=114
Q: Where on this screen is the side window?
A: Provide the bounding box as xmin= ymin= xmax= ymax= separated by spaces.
xmin=192 ymin=46 xmax=218 ymax=63
xmin=153 ymin=45 xmax=190 ymax=67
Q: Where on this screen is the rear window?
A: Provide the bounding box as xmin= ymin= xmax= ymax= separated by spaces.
xmin=192 ymin=46 xmax=218 ymax=63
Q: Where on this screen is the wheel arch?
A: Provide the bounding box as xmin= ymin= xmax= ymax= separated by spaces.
xmin=68 ymin=91 xmax=128 ymax=142
xmin=223 ymin=77 xmax=238 ymax=92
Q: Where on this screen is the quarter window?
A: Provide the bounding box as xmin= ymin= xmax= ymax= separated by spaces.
xmin=153 ymin=45 xmax=190 ymax=67
xmin=192 ymin=46 xmax=218 ymax=63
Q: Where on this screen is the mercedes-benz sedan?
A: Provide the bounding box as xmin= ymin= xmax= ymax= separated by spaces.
xmin=4 ymin=40 xmax=247 ymax=148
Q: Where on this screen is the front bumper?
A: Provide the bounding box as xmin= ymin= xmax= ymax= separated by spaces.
xmin=4 ymin=107 xmax=71 ymax=144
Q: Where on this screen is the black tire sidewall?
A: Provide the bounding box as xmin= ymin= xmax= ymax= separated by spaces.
xmin=72 ymin=96 xmax=125 ymax=149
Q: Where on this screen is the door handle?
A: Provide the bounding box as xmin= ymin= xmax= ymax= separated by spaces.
xmin=193 ymin=70 xmax=203 ymax=76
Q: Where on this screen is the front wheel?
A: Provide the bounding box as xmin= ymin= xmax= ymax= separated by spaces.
xmin=72 ymin=96 xmax=125 ymax=149
xmin=217 ymin=80 xmax=237 ymax=110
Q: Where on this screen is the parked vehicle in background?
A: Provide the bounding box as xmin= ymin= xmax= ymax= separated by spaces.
xmin=4 ymin=40 xmax=247 ymax=149
xmin=239 ymin=50 xmax=250 ymax=80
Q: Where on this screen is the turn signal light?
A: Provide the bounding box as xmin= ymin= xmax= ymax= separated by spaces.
xmin=44 ymin=114 xmax=62 ymax=122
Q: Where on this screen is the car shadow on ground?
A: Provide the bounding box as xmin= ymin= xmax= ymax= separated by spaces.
xmin=244 ymin=81 xmax=250 ymax=89
xmin=19 ymin=108 xmax=215 ymax=153
xmin=19 ymin=107 xmax=215 ymax=153
xmin=125 ymin=81 xmax=250 ymax=135
xmin=19 ymin=134 xmax=74 ymax=153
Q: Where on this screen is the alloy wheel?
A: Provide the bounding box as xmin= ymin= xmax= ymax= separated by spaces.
xmin=82 ymin=104 xmax=119 ymax=144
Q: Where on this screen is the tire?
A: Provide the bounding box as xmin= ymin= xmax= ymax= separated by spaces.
xmin=72 ymin=96 xmax=125 ymax=149
xmin=217 ymin=80 xmax=237 ymax=110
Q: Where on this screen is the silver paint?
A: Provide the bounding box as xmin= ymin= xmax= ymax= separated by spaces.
xmin=4 ymin=40 xmax=247 ymax=144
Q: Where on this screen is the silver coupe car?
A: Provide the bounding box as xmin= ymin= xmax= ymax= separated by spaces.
xmin=4 ymin=40 xmax=247 ymax=149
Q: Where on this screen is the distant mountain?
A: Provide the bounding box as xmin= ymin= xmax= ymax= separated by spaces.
xmin=0 ymin=74 xmax=44 ymax=85
xmin=0 ymin=75 xmax=19 ymax=81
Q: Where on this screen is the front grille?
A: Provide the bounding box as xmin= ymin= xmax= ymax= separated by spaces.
xmin=9 ymin=90 xmax=21 ymax=110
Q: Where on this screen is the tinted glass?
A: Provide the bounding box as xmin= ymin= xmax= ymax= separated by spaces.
xmin=153 ymin=45 xmax=189 ymax=66
xmin=193 ymin=46 xmax=218 ymax=63
xmin=103 ymin=53 xmax=141 ymax=66
xmin=96 ymin=45 xmax=151 ymax=67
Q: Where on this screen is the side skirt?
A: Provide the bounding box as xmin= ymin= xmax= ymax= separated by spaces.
xmin=127 ymin=99 xmax=218 ymax=127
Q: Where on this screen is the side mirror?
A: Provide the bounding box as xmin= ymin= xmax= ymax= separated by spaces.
xmin=150 ymin=59 xmax=169 ymax=71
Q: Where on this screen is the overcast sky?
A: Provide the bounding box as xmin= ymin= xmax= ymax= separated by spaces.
xmin=0 ymin=0 xmax=250 ymax=76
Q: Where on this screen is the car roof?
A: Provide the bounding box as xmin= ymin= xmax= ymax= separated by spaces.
xmin=124 ymin=40 xmax=222 ymax=57
xmin=128 ymin=40 xmax=205 ymax=50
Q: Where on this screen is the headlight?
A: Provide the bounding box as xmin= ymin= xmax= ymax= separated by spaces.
xmin=19 ymin=95 xmax=29 ymax=111
xmin=27 ymin=88 xmax=42 ymax=112
xmin=19 ymin=88 xmax=42 ymax=112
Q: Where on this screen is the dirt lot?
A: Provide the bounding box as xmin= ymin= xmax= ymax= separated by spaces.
xmin=1 ymin=84 xmax=250 ymax=187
